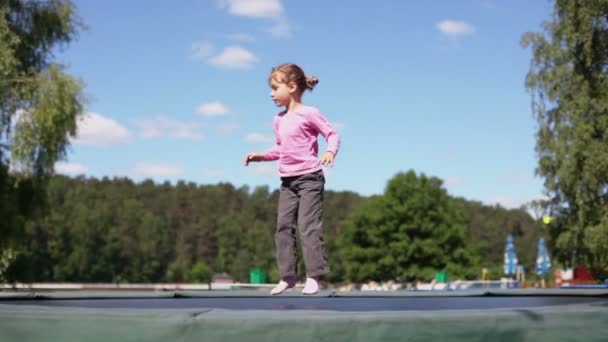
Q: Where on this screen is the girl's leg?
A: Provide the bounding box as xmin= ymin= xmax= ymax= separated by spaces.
xmin=296 ymin=171 xmax=329 ymax=288
xmin=274 ymin=179 xmax=300 ymax=285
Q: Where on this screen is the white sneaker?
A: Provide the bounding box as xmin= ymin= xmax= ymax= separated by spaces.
xmin=270 ymin=280 xmax=295 ymax=295
xmin=302 ymin=277 xmax=319 ymax=295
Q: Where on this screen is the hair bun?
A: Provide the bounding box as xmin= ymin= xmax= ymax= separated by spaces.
xmin=306 ymin=76 xmax=319 ymax=90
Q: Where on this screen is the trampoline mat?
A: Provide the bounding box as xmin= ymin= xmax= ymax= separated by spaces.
xmin=3 ymin=295 xmax=607 ymax=311
xmin=2 ymin=290 xmax=608 ymax=342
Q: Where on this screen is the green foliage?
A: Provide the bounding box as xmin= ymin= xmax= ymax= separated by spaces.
xmin=1 ymin=0 xmax=85 ymax=175
xmin=584 ymin=217 xmax=608 ymax=280
xmin=340 ymin=170 xmax=479 ymax=283
xmin=165 ymin=260 xmax=187 ymax=283
xmin=187 ymin=262 xmax=212 ymax=284
xmin=0 ymin=0 xmax=85 ymax=269
xmin=0 ymin=162 xmax=40 ymax=253
xmin=11 ymin=65 xmax=84 ymax=175
xmin=521 ymin=0 xmax=608 ymax=276
xmin=483 ymin=264 xmax=506 ymax=281
xmin=0 ymin=1 xmax=563 ymax=286
xmin=457 ymin=198 xmax=544 ymax=270
xmin=8 ymin=173 xmax=545 ymax=284
xmin=0 ymin=248 xmax=17 ymax=282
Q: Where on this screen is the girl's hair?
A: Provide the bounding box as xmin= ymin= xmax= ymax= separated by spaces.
xmin=269 ymin=63 xmax=319 ymax=93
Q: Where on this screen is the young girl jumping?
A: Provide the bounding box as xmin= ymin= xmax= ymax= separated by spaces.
xmin=244 ymin=63 xmax=340 ymax=295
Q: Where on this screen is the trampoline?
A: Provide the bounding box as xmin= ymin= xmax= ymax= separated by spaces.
xmin=2 ymin=289 xmax=607 ymax=311
xmin=1 ymin=289 xmax=608 ymax=342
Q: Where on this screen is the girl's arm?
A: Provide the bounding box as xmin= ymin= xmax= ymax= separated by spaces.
xmin=310 ymin=109 xmax=340 ymax=156
xmin=260 ymin=144 xmax=280 ymax=161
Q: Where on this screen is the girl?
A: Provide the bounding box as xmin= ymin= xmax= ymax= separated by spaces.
xmin=244 ymin=63 xmax=340 ymax=295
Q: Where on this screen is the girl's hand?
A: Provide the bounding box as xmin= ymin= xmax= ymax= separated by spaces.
xmin=320 ymin=151 xmax=334 ymax=167
xmin=245 ymin=152 xmax=264 ymax=166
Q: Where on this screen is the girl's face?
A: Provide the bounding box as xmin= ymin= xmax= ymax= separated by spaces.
xmin=269 ymin=77 xmax=295 ymax=107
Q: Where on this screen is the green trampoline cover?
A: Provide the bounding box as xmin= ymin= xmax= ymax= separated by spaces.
xmin=0 ymin=289 xmax=607 ymax=342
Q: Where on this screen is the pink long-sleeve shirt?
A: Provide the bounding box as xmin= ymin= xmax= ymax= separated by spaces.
xmin=262 ymin=105 xmax=340 ymax=177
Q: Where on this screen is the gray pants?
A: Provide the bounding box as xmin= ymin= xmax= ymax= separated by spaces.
xmin=276 ymin=170 xmax=329 ymax=279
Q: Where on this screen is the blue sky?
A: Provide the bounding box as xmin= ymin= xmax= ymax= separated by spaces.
xmin=54 ymin=0 xmax=554 ymax=208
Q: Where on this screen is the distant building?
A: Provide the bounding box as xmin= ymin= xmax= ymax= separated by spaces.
xmin=212 ymin=273 xmax=234 ymax=283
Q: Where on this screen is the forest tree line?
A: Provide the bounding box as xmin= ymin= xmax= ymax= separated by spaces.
xmin=2 ymin=0 xmax=607 ymax=284
xmin=4 ymin=171 xmax=544 ymax=284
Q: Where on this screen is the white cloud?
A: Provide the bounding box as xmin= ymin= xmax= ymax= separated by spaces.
xmin=133 ymin=163 xmax=184 ymax=178
xmin=484 ymin=196 xmax=535 ymax=209
xmin=208 ymin=46 xmax=258 ymax=69
xmin=191 ymin=42 xmax=216 ymax=60
xmin=73 ymin=112 xmax=131 ymax=146
xmin=219 ymin=0 xmax=284 ymax=19
xmin=217 ymin=122 xmax=239 ymax=133
xmin=225 ymin=33 xmax=256 ymax=42
xmin=269 ymin=18 xmax=290 ymax=38
xmin=252 ymin=164 xmax=277 ymax=177
xmin=55 ymin=162 xmax=88 ymax=175
xmin=133 ymin=115 xmax=204 ymax=140
xmin=246 ymin=132 xmax=274 ymax=143
xmin=190 ymin=43 xmax=258 ymax=69
xmin=202 ymin=168 xmax=224 ymax=178
xmin=437 ymin=20 xmax=475 ymax=37
xmin=218 ymin=0 xmax=290 ymax=38
xmin=198 ymin=101 xmax=230 ymax=117
xmin=134 ymin=121 xmax=162 ymax=138
xmin=497 ymin=172 xmax=534 ymax=183
xmin=444 ymin=177 xmax=467 ymax=187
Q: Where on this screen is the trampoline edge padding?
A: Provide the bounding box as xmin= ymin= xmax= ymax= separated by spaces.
xmin=2 ymin=288 xmax=608 ymax=300
xmin=0 ymin=300 xmax=608 ymax=342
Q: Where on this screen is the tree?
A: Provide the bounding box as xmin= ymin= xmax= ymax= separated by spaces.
xmin=0 ymin=249 xmax=16 ymax=282
xmin=0 ymin=0 xmax=85 ymax=272
xmin=187 ymin=261 xmax=213 ymax=286
xmin=521 ymin=0 xmax=608 ymax=278
xmin=323 ymin=190 xmax=366 ymax=283
xmin=340 ymin=170 xmax=479 ymax=283
xmin=457 ymin=198 xmax=543 ymax=271
xmin=522 ymin=199 xmax=550 ymax=221
xmin=11 ymin=172 xmax=547 ymax=284
xmin=1 ymin=0 xmax=84 ymax=174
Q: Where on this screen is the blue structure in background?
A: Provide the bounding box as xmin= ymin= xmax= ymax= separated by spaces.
xmin=536 ymin=238 xmax=551 ymax=275
xmin=504 ymin=234 xmax=518 ymax=276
